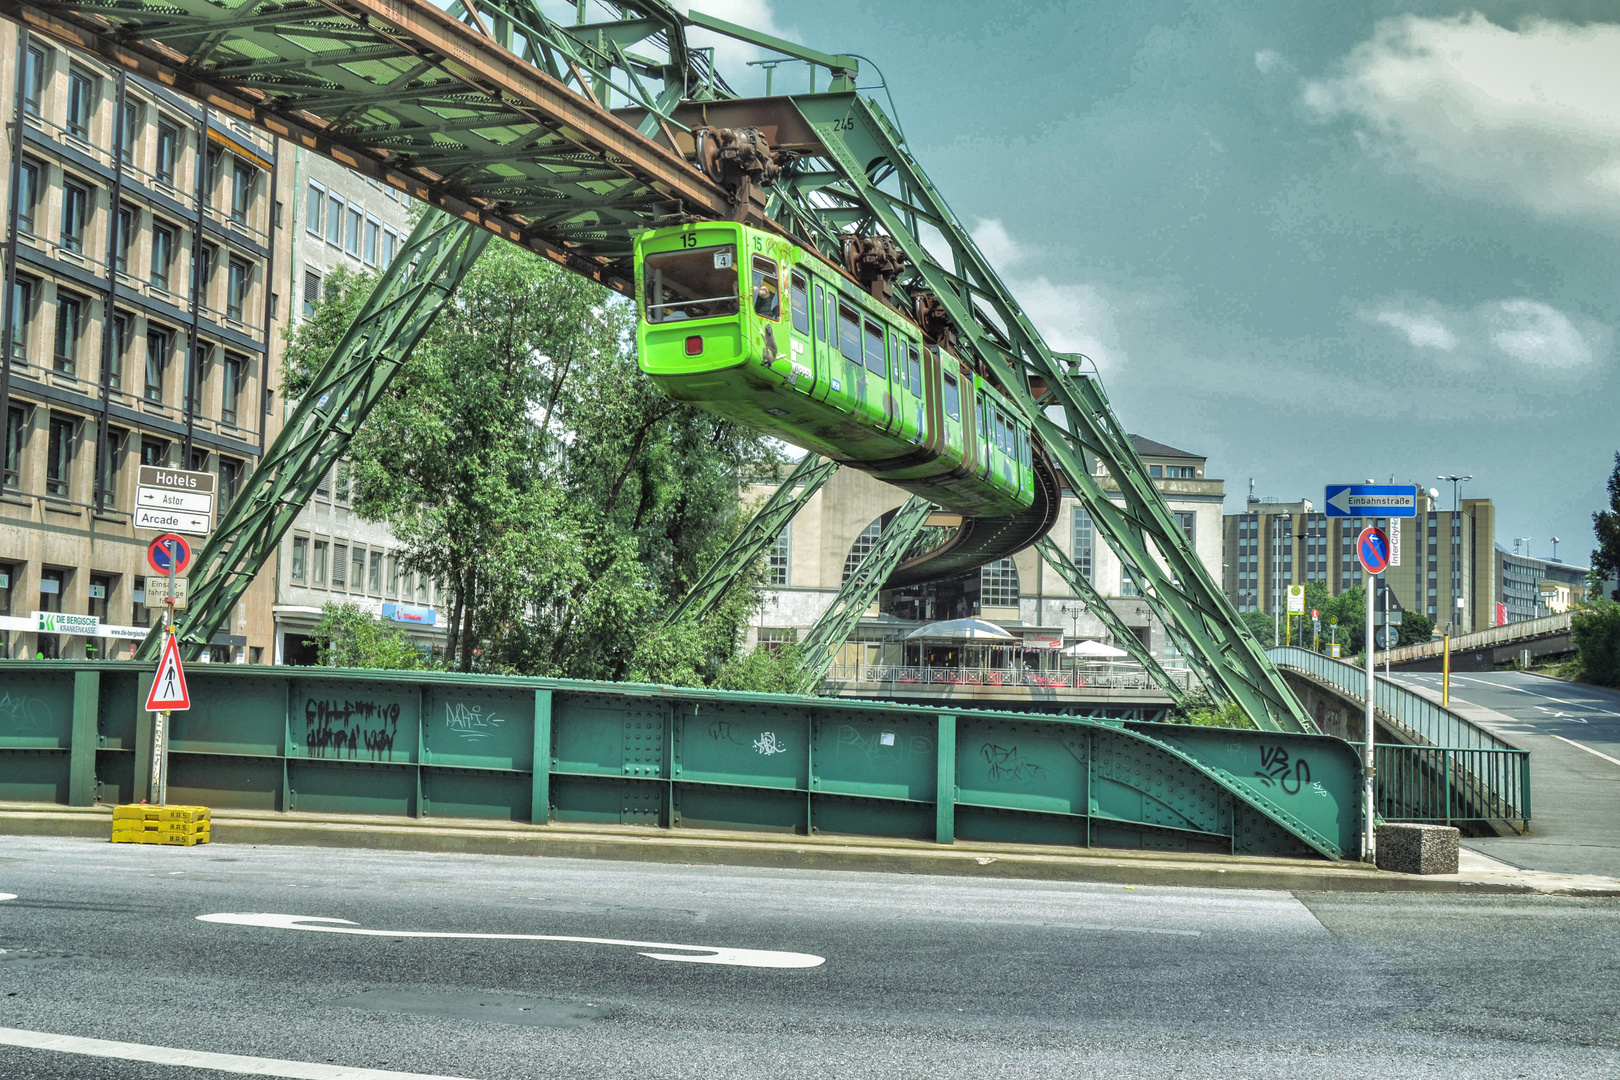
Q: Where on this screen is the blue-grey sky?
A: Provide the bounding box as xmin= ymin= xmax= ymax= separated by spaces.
xmin=695 ymin=1 xmax=1619 ymax=565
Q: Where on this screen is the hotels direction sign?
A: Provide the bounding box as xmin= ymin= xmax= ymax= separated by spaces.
xmin=136 ymin=467 xmax=216 ymax=536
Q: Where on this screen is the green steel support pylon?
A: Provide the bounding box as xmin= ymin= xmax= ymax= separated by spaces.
xmin=795 ymin=497 xmax=934 ymax=694
xmin=1035 ymin=536 xmax=1190 ymax=708
xmin=137 ymin=211 xmax=492 ymax=660
xmin=663 ymin=455 xmax=840 ymax=627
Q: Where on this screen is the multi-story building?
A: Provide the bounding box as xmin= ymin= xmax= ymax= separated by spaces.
xmin=267 ymin=150 xmax=443 ymax=663
xmin=1495 ymin=545 xmax=1590 ymax=623
xmin=0 ymin=23 xmax=290 ymax=662
xmin=1222 ymin=489 xmax=1498 ymax=635
xmin=747 ymin=435 xmax=1226 ymax=673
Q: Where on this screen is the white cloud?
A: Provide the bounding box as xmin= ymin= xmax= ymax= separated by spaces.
xmin=1303 ymin=14 xmax=1620 ymax=225
xmin=681 ymin=1 xmax=803 ymax=83
xmin=969 ymin=218 xmax=1023 ymax=272
xmin=1254 ymin=49 xmax=1284 ymax=75
xmin=1359 ymin=295 xmax=1604 ymax=372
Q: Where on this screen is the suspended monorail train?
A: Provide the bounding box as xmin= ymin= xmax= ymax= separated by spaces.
xmin=634 ymin=221 xmax=1037 ymax=519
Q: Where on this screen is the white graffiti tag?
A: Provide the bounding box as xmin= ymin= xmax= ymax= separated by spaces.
xmin=753 ymin=731 xmax=788 ymax=756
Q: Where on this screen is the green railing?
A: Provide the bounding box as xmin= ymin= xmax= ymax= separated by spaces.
xmin=1376 ymin=745 xmax=1531 ymax=830
xmin=0 ymin=661 xmax=1365 ymax=859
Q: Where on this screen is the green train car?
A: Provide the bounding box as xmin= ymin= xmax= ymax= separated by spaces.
xmin=635 ymin=221 xmax=1036 ymax=518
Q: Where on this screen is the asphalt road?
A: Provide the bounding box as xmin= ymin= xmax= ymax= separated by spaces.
xmin=2 ymin=838 xmax=1619 ymax=1078
xmin=1386 ymin=671 xmax=1620 ymax=876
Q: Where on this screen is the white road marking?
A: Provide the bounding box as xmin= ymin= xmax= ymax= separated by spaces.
xmin=199 ymin=913 xmax=826 ymax=968
xmin=0 ymin=1026 xmax=471 ymax=1079
xmin=1552 ymin=735 xmax=1620 ymax=769
xmin=0 ymin=893 xmax=15 ymax=901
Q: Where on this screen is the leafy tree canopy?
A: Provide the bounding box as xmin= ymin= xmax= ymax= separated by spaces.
xmin=1593 ymin=452 xmax=1620 ymax=601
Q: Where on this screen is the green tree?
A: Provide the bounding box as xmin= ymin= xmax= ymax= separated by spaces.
xmin=1571 ymin=600 xmax=1620 ymax=688
xmin=1398 ymin=610 xmax=1434 ymax=646
xmin=1593 ymin=452 xmax=1620 ymax=601
xmin=305 ymin=602 xmax=436 ymax=670
xmin=1168 ymin=688 xmax=1254 ymax=729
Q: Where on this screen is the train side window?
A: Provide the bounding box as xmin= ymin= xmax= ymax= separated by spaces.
xmin=907 ymin=344 xmax=922 ymax=390
xmin=751 ymin=255 xmax=781 ymax=320
xmin=862 ymin=319 xmax=887 ymax=377
xmin=790 ymin=271 xmax=809 ymax=335
xmin=890 ymin=330 xmax=906 ymax=389
xmin=942 ymin=372 xmax=960 ymax=420
xmin=812 ymin=282 xmax=826 ymax=342
xmin=838 ymin=302 xmax=863 ymax=364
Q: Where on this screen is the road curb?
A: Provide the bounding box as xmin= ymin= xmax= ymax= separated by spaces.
xmin=3 ymin=805 xmax=1615 ymax=895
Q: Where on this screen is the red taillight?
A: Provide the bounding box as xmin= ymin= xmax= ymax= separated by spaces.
xmin=685 ymin=335 xmax=702 ymax=356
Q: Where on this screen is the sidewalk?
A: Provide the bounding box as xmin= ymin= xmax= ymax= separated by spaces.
xmin=4 ymin=802 xmax=1618 ymax=895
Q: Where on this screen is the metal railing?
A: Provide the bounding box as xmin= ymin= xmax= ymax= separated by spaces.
xmin=1374 ymin=612 xmax=1572 ymax=667
xmin=1268 ymin=646 xmax=1515 ymax=751
xmin=1376 ymin=744 xmax=1530 ymax=828
xmin=824 ymin=663 xmax=1196 ymax=693
xmin=1268 ymin=646 xmax=1529 ymax=826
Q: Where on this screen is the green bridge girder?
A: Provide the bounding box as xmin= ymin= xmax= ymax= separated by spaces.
xmin=11 ymin=0 xmax=1314 ymax=732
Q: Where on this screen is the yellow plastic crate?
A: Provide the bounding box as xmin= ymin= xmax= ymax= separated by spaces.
xmin=111 ymin=828 xmax=210 ymax=846
xmin=113 ymin=819 xmax=209 ymax=835
xmin=112 ymin=804 xmax=210 ymax=824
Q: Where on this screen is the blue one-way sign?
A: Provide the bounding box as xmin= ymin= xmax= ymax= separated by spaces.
xmin=1324 ymin=484 xmax=1419 ymax=518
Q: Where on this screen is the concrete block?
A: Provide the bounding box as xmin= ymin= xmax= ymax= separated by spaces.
xmin=1376 ymin=823 xmax=1460 ymax=875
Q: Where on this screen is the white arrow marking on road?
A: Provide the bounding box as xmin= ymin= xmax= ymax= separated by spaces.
xmin=197 ymin=913 xmax=826 ymax=968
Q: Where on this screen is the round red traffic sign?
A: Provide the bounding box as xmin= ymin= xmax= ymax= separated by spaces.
xmin=1357 ymin=527 xmax=1390 ymax=575
xmin=147 ymin=534 xmax=192 ymax=575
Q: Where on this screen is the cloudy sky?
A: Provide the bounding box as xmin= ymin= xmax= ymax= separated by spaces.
xmin=691 ymin=0 xmax=1619 ymax=566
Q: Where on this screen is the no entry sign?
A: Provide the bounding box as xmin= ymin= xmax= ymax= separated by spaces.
xmin=1357 ymin=526 xmax=1391 ymax=575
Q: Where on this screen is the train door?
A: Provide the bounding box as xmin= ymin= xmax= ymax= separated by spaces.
xmin=860 ymin=315 xmax=893 ymax=434
xmin=906 ymin=340 xmax=925 ymax=446
xmin=786 ymin=268 xmax=813 ymax=397
xmin=940 ymin=359 xmax=963 ymax=461
xmin=836 ymin=298 xmax=867 ymax=420
xmin=810 ymin=280 xmax=833 ymax=404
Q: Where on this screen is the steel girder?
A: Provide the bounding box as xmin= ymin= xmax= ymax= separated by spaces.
xmin=795 ymin=497 xmax=933 ymax=694
xmin=1034 ymin=537 xmax=1190 ymax=708
xmin=773 ymin=93 xmax=1313 ymax=733
xmin=136 ymin=210 xmax=491 ymax=660
xmin=662 ymin=454 xmax=840 ymax=628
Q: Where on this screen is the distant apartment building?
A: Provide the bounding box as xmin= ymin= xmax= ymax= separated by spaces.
xmin=269 ymin=150 xmax=442 ymax=663
xmin=1222 ymin=490 xmax=1498 ymax=635
xmin=1495 ymin=545 xmax=1589 ymax=623
xmin=747 ymin=435 xmax=1226 ymax=670
xmin=0 ymin=22 xmax=290 ymax=661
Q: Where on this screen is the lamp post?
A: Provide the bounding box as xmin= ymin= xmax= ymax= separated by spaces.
xmin=1437 ymin=474 xmax=1472 ymax=635
xmin=1551 ymin=536 xmax=1561 ymax=562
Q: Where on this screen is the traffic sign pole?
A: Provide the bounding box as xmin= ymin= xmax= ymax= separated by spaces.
xmin=1364 ymin=575 xmax=1375 ymax=861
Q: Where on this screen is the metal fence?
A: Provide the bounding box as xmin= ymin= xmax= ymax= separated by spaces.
xmin=1374 ymin=612 xmax=1572 ymax=667
xmin=0 ymin=661 xmax=1363 ymax=859
xmin=824 ymin=664 xmax=1196 ymax=692
xmin=1268 ymin=646 xmax=1529 ymax=827
xmin=1375 ymin=744 xmax=1531 ymax=829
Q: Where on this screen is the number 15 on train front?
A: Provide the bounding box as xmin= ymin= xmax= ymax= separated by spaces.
xmin=146 ymin=634 xmax=192 ymax=712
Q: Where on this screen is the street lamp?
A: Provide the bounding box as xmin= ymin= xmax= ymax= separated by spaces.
xmin=1551 ymin=536 xmax=1561 ymax=562
xmin=1437 ymin=474 xmax=1472 ymax=635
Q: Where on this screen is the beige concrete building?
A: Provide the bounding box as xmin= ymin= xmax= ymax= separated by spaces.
xmin=1 ymin=22 xmax=291 ymax=661
xmin=747 ymin=435 xmax=1227 ymax=676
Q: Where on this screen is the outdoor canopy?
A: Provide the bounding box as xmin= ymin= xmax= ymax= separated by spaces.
xmin=1063 ymin=639 xmax=1130 ymax=658
xmin=904 ymin=618 xmax=1017 ymax=642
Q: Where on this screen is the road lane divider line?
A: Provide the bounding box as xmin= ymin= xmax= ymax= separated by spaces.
xmin=0 ymin=893 xmax=15 ymax=901
xmin=198 ymin=913 xmax=826 ymax=968
xmin=0 ymin=1026 xmax=473 ymax=1079
xmin=1551 ymin=735 xmax=1620 ymax=769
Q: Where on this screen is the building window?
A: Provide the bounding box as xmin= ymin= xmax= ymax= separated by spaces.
xmin=4 ymin=407 xmax=24 ymax=488
xmin=1071 ymin=507 xmax=1093 ymax=580
xmin=326 ymin=195 xmax=343 ymax=246
xmin=332 ymin=543 xmax=347 ymax=588
xmin=345 ymin=205 xmax=363 ymax=256
xmin=767 ymin=525 xmax=790 ymax=586
xmin=22 ymin=46 xmax=46 ymax=116
xmin=382 ymin=227 xmax=398 ymax=266
xmin=140 ymin=437 xmax=167 ymax=468
xmin=368 ymin=550 xmax=383 ymax=593
xmin=88 ymin=573 xmax=111 ymax=621
xmin=387 ymin=552 xmax=400 ymax=595
xmin=291 ymin=536 xmax=308 ymax=582
xmin=364 ymin=217 xmax=380 ymax=265
xmin=305 ymin=181 xmax=324 ymax=236
xmin=980 ymin=557 xmax=1020 ymax=607
xmin=217 ymin=456 xmax=241 ymax=507
xmin=117 ymin=99 xmax=141 ymax=165
xmin=226 ymin=258 xmax=250 ymax=320
xmin=195 ymin=243 xmax=216 ymax=303
xmin=66 ymin=68 xmax=95 ymax=140
xmin=144 ymin=329 xmax=169 ymax=402
xmin=221 ymin=352 xmax=245 ymax=426
xmin=231 ymin=161 xmax=255 ymax=225
xmin=61 ymin=181 xmax=89 ymax=254
xmin=351 ymin=546 xmax=365 ymax=592
xmin=155 ymin=121 xmax=179 ymax=185
xmin=46 ymin=415 xmax=74 ymax=496
xmin=303 ymin=270 xmax=321 ymax=317
xmin=312 ymin=540 xmax=328 ymax=585
xmin=1121 ymin=567 xmax=1141 ymax=597
xmin=17 ymin=159 xmax=39 ymax=235
xmin=150 ymin=222 xmax=175 ymax=291
xmin=1174 ymin=510 xmax=1196 ymax=546
xmin=98 ymin=426 xmax=124 ymax=508
xmin=54 ymin=292 xmax=83 ymax=374
xmin=114 ymin=206 xmax=134 ymax=272
xmin=843 ymin=517 xmax=883 ymax=584
xmin=1165 ymin=465 xmax=1196 ymax=479
xmin=8 ymin=278 xmax=33 ymax=364
xmin=416 ymin=573 xmax=429 ymax=604
xmin=38 ymin=568 xmax=64 ymax=658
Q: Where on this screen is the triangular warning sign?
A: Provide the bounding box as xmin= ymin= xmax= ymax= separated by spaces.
xmin=145 ymin=634 xmax=192 ymax=712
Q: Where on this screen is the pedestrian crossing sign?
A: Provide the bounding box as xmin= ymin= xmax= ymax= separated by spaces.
xmin=145 ymin=633 xmax=192 ymax=712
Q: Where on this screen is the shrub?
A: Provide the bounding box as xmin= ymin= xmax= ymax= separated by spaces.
xmin=1571 ymin=601 xmax=1620 ymax=688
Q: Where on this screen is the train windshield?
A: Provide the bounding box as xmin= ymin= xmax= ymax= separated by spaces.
xmin=643 ymin=245 xmax=739 ymax=323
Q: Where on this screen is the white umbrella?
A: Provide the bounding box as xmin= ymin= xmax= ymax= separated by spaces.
xmin=905 ymin=617 xmax=1017 ymax=642
xmin=1063 ymin=639 xmax=1129 ymax=658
